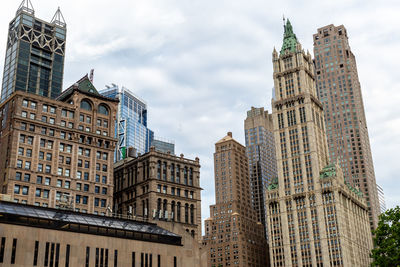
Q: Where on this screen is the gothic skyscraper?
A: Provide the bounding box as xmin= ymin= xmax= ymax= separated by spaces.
xmin=1 ymin=0 xmax=66 ymax=102
xmin=266 ymin=20 xmax=372 ymax=266
xmin=313 ymin=24 xmax=380 ymax=230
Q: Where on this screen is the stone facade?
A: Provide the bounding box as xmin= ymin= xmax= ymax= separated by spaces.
xmin=113 ymin=148 xmax=202 ymax=240
xmin=0 ymin=201 xmax=203 ymax=267
xmin=265 ymin=19 xmax=372 ymax=266
xmin=203 ymin=132 xmax=268 ymax=267
xmin=0 ymin=75 xmax=118 ymax=214
xmin=313 ymin=24 xmax=380 ymax=230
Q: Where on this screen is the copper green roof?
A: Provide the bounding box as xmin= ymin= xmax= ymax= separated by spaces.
xmin=319 ymin=164 xmax=336 ymax=179
xmin=280 ymin=19 xmax=298 ymax=55
xmin=57 ymin=75 xmax=118 ymax=103
xmin=267 ymin=177 xmax=278 ymax=190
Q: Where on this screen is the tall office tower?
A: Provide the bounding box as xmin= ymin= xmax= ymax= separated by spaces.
xmin=244 ymin=107 xmax=277 ymax=233
xmin=1 ymin=0 xmax=67 ymax=102
xmin=0 ymin=75 xmax=118 ymax=214
xmin=113 ymin=147 xmax=202 ymax=239
xmin=203 ymin=132 xmax=268 ymax=267
xmin=266 ymin=20 xmax=372 ymax=266
xmin=377 ymin=184 xmax=386 ymax=213
xmin=99 ymin=84 xmax=154 ymax=160
xmin=313 ymin=25 xmax=379 ymax=230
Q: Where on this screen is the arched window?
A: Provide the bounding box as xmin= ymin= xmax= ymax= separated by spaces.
xmin=80 ymin=99 xmax=92 ymax=111
xmin=171 ymin=201 xmax=176 ymax=221
xmin=190 ymin=204 xmax=194 ymax=224
xmin=185 ymin=204 xmax=189 ymax=223
xmin=163 ymin=199 xmax=168 ymax=219
xmin=157 ymin=198 xmax=162 ymax=218
xmin=177 ymin=202 xmax=181 ymax=222
xmin=98 ymin=104 xmax=109 ymax=115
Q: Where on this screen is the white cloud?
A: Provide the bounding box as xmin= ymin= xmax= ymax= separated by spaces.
xmin=0 ymin=0 xmax=399 ymax=232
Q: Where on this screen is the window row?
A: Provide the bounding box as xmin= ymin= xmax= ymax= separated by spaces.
xmin=156 ymin=185 xmax=194 ymax=199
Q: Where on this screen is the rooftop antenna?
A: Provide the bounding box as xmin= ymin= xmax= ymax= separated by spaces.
xmin=16 ymin=0 xmax=35 ymax=16
xmin=89 ymin=69 xmax=94 ymax=83
xmin=51 ymin=7 xmax=66 ymax=28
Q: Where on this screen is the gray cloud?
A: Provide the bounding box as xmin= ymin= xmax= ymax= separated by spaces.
xmin=0 ymin=0 xmax=399 ymax=230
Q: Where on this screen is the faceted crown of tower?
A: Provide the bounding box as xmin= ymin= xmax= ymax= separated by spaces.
xmin=280 ymin=19 xmax=298 ymax=55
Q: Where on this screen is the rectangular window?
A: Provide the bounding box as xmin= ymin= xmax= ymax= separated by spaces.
xmin=105 ymin=249 xmax=109 ymax=267
xmin=55 ymin=243 xmax=60 ymax=267
xmin=132 ymin=252 xmax=135 ymax=267
xmin=44 ymin=242 xmax=50 ymax=267
xmin=141 ymin=253 xmax=144 ymax=267
xmin=174 ymin=257 xmax=177 ymax=267
xmin=11 ymin=238 xmax=17 ymax=264
xmin=96 ymin=247 xmax=99 ymax=267
xmin=33 ymin=241 xmax=39 ymax=265
xmin=149 ymin=254 xmax=152 ymax=267
xmin=157 ymin=255 xmax=160 ymax=267
xmin=86 ymin=247 xmax=90 ymax=267
xmin=65 ymin=244 xmax=70 ymax=267
xmin=0 ymin=237 xmax=5 ymax=263
xmin=114 ymin=250 xmax=118 ymax=267
xmin=49 ymin=243 xmax=54 ymax=267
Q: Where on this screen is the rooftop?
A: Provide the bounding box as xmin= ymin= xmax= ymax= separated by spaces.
xmin=0 ymin=201 xmax=181 ymax=245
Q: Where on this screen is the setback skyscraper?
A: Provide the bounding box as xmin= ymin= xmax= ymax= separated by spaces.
xmin=99 ymin=84 xmax=154 ymax=160
xmin=313 ymin=24 xmax=380 ymax=230
xmin=203 ymin=132 xmax=268 ymax=267
xmin=244 ymin=107 xmax=277 ymax=233
xmin=1 ymin=0 xmax=66 ymax=102
xmin=266 ymin=20 xmax=372 ymax=266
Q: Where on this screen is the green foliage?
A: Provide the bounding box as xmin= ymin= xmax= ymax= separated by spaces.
xmin=371 ymin=206 xmax=400 ymax=266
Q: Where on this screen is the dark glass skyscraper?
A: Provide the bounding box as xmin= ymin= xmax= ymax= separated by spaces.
xmin=99 ymin=84 xmax=154 ymax=160
xmin=1 ymin=0 xmax=66 ymax=102
xmin=244 ymin=107 xmax=277 ymax=233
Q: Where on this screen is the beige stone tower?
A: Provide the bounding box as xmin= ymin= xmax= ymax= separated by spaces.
xmin=266 ymin=19 xmax=372 ymax=266
xmin=313 ymin=24 xmax=380 ymax=230
xmin=203 ymin=132 xmax=268 ymax=267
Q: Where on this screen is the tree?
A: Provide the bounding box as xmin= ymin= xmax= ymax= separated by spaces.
xmin=371 ymin=206 xmax=400 ymax=266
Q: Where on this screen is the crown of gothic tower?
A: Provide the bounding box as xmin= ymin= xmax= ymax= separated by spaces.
xmin=280 ymin=19 xmax=298 ymax=55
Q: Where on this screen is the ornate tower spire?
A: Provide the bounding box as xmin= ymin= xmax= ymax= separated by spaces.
xmin=280 ymin=18 xmax=298 ymax=55
xmin=16 ymin=0 xmax=34 ymax=16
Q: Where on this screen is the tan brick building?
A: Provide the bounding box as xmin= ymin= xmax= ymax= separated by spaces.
xmin=0 ymin=75 xmax=118 ymax=214
xmin=0 ymin=200 xmax=204 ymax=266
xmin=313 ymin=24 xmax=380 ymax=230
xmin=266 ymin=19 xmax=372 ymax=266
xmin=203 ymin=132 xmax=268 ymax=267
xmin=113 ymin=147 xmax=202 ymax=240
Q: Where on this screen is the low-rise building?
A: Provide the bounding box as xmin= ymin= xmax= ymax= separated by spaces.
xmin=113 ymin=147 xmax=202 ymax=240
xmin=0 ymin=200 xmax=203 ymax=266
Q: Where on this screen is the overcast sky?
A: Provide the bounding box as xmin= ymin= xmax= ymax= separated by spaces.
xmin=1 ymin=0 xmax=399 ymax=228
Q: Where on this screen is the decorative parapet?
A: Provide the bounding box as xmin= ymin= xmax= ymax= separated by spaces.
xmin=267 ymin=177 xmax=279 ymax=190
xmin=344 ymin=181 xmax=363 ymax=198
xmin=319 ymin=164 xmax=336 ymax=179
